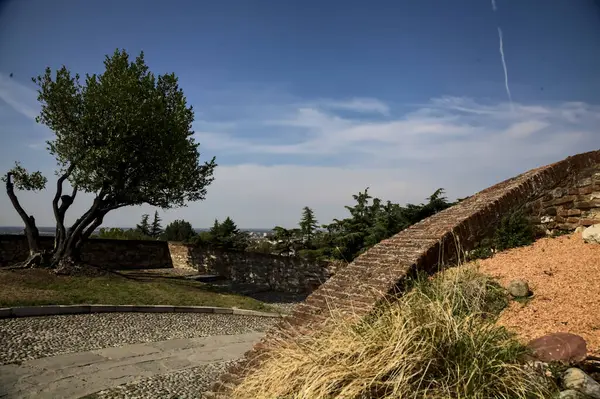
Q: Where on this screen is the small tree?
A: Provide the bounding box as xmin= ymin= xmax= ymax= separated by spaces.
xmin=136 ymin=214 xmax=151 ymax=237
xmin=272 ymin=226 xmax=302 ymax=256
xmin=207 ymin=217 xmax=248 ymax=250
xmin=162 ymin=219 xmax=196 ymax=242
xmin=150 ymin=211 xmax=163 ymax=238
xmin=299 ymin=206 xmax=318 ymax=247
xmin=3 ymin=49 xmax=216 ymax=272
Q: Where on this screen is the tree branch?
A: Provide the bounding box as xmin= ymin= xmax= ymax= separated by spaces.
xmin=5 ymin=172 xmax=39 ymax=252
xmin=53 ymin=164 xmax=76 ymax=249
xmin=81 ymin=210 xmax=108 ymax=241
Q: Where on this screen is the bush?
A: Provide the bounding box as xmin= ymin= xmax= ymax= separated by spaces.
xmin=246 ymin=240 xmax=275 ymax=254
xmin=467 ymin=210 xmax=539 ymax=261
xmin=92 ymin=227 xmax=152 ymax=240
xmin=233 ymin=266 xmax=556 ymax=399
xmin=161 ymin=219 xmax=196 ymax=242
xmin=493 ymin=210 xmax=536 ymax=251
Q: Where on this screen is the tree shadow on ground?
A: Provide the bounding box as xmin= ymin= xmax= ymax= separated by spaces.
xmin=114 ymin=269 xmax=309 ymax=305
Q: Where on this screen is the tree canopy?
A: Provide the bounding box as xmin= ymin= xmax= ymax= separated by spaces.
xmin=162 ymin=219 xmax=196 ymax=242
xmin=3 ymin=49 xmax=216 ymax=271
xmin=269 ymin=188 xmax=456 ymax=262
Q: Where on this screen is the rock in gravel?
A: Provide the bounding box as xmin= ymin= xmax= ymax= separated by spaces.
xmin=562 ymin=368 xmax=600 ymax=398
xmin=582 ymin=224 xmax=600 ymax=244
xmin=527 ymin=332 xmax=588 ymax=364
xmin=559 ymin=389 xmax=589 ymax=399
xmin=507 ymin=279 xmax=530 ymax=298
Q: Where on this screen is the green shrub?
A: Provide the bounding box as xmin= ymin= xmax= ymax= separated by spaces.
xmin=468 ymin=211 xmax=538 ymax=261
xmin=493 ymin=210 xmax=535 ymax=251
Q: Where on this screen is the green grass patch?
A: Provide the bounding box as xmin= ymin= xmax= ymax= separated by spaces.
xmin=0 ymin=269 xmax=274 ymax=312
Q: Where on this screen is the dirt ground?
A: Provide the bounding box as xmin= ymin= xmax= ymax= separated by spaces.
xmin=475 ymin=232 xmax=600 ymax=356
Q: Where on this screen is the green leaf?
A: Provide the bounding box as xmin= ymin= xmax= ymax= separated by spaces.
xmin=2 ymin=162 xmax=47 ymax=191
xmin=31 ymin=48 xmax=216 ymax=209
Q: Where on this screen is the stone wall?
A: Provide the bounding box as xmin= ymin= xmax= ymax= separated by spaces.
xmin=168 ymin=242 xmax=342 ymax=293
xmin=523 ymin=163 xmax=600 ymax=232
xmin=0 ymin=235 xmax=172 ymax=269
xmin=204 ymin=149 xmax=600 ymax=397
xmin=0 ymin=236 xmax=338 ymax=293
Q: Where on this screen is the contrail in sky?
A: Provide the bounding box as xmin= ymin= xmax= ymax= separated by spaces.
xmin=497 ymin=27 xmax=513 ymax=110
xmin=491 ymin=0 xmax=514 ymax=110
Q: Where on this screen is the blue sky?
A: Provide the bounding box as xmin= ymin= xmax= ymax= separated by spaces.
xmin=1 ymin=0 xmax=600 ymax=228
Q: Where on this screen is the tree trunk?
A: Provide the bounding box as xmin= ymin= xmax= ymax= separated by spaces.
xmin=52 ymin=165 xmax=76 ymax=253
xmin=51 ymin=196 xmax=113 ymax=275
xmin=5 ymin=173 xmax=44 ymax=266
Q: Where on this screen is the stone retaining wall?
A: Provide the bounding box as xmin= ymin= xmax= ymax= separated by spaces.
xmin=204 ymin=149 xmax=600 ymax=398
xmin=0 ymin=235 xmax=172 ymax=269
xmin=168 ymin=243 xmax=343 ymax=293
xmin=0 ymin=236 xmax=339 ymax=294
xmin=523 ymin=163 xmax=600 ymax=232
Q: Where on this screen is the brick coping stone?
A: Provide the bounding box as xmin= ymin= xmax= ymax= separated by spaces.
xmin=0 ymin=304 xmax=283 ymax=319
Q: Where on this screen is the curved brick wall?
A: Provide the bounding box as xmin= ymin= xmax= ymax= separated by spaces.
xmin=204 ymin=149 xmax=600 ymax=398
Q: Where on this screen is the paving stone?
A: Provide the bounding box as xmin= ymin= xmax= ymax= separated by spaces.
xmin=58 ymin=304 xmax=91 ymax=314
xmin=174 ymin=306 xmax=215 ymax=313
xmin=28 ymin=351 xmax=105 ymax=369
xmin=132 ymin=305 xmax=175 ymax=313
xmin=1 ymin=333 xmax=259 ymax=398
xmin=212 ymin=307 xmax=234 ymax=314
xmin=95 ymin=343 xmax=161 ymax=360
xmin=11 ymin=306 xmax=62 ymax=317
xmin=89 ymin=305 xmax=118 ymax=313
xmin=0 ymin=313 xmax=278 ymax=365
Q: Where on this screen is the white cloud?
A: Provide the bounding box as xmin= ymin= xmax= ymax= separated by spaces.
xmin=195 ymin=96 xmax=599 ymax=164
xmin=1 ymin=85 xmax=599 ymax=229
xmin=504 ymin=120 xmax=549 ymax=138
xmin=317 ymin=97 xmax=390 ymax=115
xmin=0 ymin=72 xmax=40 ymax=120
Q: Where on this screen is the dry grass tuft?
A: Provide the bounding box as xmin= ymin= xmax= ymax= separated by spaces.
xmin=232 ymin=266 xmax=557 ymax=399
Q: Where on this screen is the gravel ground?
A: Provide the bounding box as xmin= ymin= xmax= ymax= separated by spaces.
xmin=0 ymin=313 xmax=278 ymax=365
xmin=89 ymin=361 xmax=236 ymax=399
xmin=476 ymin=233 xmax=600 ymax=355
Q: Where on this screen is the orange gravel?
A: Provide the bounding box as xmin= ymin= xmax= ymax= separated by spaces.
xmin=474 ymin=233 xmax=600 ymax=355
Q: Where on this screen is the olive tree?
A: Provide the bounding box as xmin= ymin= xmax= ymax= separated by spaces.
xmin=3 ymin=49 xmax=216 ymax=272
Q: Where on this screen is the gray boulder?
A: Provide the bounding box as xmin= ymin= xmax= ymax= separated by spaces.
xmin=562 ymin=368 xmax=600 ymax=398
xmin=582 ymin=224 xmax=600 ymax=244
xmin=559 ymin=389 xmax=589 ymax=399
xmin=507 ymin=279 xmax=530 ymax=298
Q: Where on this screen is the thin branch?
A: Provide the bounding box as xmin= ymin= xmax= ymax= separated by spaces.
xmin=82 ymin=210 xmax=108 ymax=241
xmin=6 ymin=173 xmax=31 ymax=226
xmin=5 ymin=173 xmax=39 ymax=251
xmin=53 ymin=164 xmax=76 ymax=248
